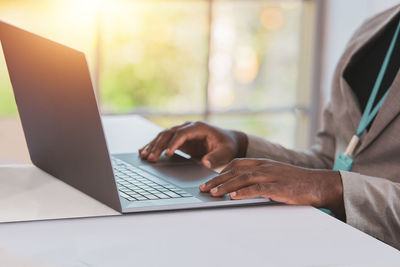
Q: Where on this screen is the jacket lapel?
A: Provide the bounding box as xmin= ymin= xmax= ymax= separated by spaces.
xmin=337 ymin=5 xmax=400 ymax=155
xmin=357 ymin=74 xmax=400 ymax=153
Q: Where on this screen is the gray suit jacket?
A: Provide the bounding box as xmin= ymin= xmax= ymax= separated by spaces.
xmin=246 ymin=5 xmax=400 ymax=249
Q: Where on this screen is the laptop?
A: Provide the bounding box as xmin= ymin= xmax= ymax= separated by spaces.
xmin=0 ymin=21 xmax=270 ymax=213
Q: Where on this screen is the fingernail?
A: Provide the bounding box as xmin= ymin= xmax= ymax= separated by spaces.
xmin=199 ymin=184 xmax=205 ymax=190
xmin=148 ymin=153 xmax=154 ymax=159
xmin=231 ymin=192 xmax=237 ymax=197
xmin=165 ymin=148 xmax=170 ymax=154
xmin=210 ymin=187 xmax=218 ymax=194
xmin=204 ymin=160 xmax=211 ymax=168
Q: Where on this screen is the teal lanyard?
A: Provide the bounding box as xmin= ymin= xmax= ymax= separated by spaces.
xmin=332 ymin=19 xmax=400 ymax=175
xmin=356 ymin=19 xmax=400 ymax=137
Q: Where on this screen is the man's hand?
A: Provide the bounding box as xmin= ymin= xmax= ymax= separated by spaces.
xmin=199 ymin=158 xmax=345 ymax=216
xmin=139 ymin=121 xmax=248 ymax=168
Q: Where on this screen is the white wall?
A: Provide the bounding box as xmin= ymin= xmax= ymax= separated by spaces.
xmin=320 ymin=0 xmax=400 ymax=104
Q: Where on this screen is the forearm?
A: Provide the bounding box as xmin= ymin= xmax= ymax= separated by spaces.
xmin=245 ymin=134 xmax=335 ymax=169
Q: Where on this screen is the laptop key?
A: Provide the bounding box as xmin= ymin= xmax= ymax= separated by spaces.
xmin=119 ymin=191 xmax=132 ymax=200
xmin=147 ymin=195 xmax=159 ymax=200
xmin=147 ymin=189 xmax=159 ymax=193
xmin=155 ymin=193 xmax=170 ymax=199
xmin=164 ymin=184 xmax=178 ymax=189
xmin=164 ymin=191 xmax=180 ymax=198
xmin=157 ymin=188 xmax=170 ymax=192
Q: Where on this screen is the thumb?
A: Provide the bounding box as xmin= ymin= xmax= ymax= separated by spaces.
xmin=201 ymin=148 xmax=229 ymax=169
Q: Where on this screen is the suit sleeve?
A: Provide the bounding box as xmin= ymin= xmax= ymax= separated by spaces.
xmin=341 ymin=171 xmax=400 ymax=249
xmin=246 ymin=102 xmax=336 ymax=169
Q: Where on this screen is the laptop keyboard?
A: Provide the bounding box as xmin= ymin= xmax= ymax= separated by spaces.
xmin=111 ymin=157 xmax=192 ymax=202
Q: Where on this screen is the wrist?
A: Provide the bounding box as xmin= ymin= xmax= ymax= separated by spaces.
xmin=313 ymin=170 xmax=345 ymax=218
xmin=230 ymin=130 xmax=248 ymax=158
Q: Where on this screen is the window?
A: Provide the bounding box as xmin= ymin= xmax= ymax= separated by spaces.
xmin=0 ymin=0 xmax=318 ymax=150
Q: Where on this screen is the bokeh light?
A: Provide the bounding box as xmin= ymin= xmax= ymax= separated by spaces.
xmin=234 ymin=46 xmax=259 ymax=84
xmin=260 ymin=7 xmax=285 ymax=31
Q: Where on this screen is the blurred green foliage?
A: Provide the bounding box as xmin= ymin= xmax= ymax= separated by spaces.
xmin=100 ymin=2 xmax=208 ymax=113
xmin=0 ymin=54 xmax=17 ymax=116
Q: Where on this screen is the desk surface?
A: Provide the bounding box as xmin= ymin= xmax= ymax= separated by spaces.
xmin=0 ymin=115 xmax=399 ymax=266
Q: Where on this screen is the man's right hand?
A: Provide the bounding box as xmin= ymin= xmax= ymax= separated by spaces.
xmin=139 ymin=121 xmax=248 ymax=168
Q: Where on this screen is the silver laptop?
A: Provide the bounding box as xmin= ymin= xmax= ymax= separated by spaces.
xmin=0 ymin=21 xmax=270 ymax=213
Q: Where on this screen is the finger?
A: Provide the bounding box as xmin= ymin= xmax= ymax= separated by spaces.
xmin=230 ymin=183 xmax=273 ymax=200
xmin=141 ymin=135 xmax=161 ymax=159
xmin=199 ymin=167 xmax=252 ymax=192
xmin=160 ymin=122 xmax=194 ymax=157
xmin=139 ymin=142 xmax=152 ymax=153
xmin=201 ymin=148 xmax=229 ymax=169
xmin=139 ymin=144 xmax=151 ymax=158
xmin=147 ymin=131 xmax=175 ymax=162
xmin=209 ymin=172 xmax=268 ymax=197
xmin=140 ymin=122 xmax=191 ymax=157
xmin=172 ymin=121 xmax=191 ymax=130
xmin=165 ymin=126 xmax=202 ymax=156
xmin=221 ymin=158 xmax=264 ymax=173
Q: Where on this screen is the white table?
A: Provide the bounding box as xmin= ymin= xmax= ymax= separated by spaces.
xmin=0 ymin=115 xmax=399 ymax=266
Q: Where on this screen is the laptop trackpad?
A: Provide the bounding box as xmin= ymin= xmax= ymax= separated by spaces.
xmin=139 ymin=164 xmax=218 ymax=188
